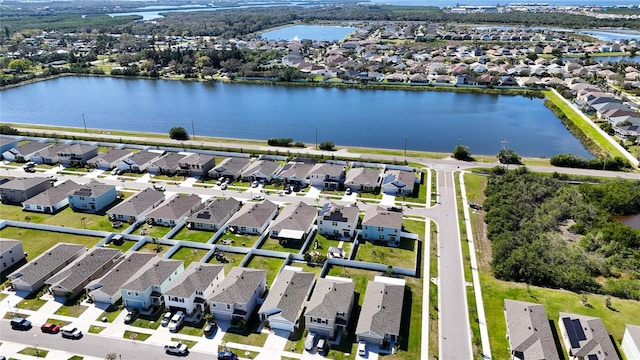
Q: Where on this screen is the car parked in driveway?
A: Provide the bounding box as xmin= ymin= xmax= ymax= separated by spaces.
xmin=60 ymin=326 xmax=82 ymax=339
xmin=164 ymin=342 xmax=188 ymax=356
xmin=304 ymin=332 xmax=316 ymax=351
xmin=10 ymin=317 xmax=31 ymax=331
xmin=204 ymin=322 xmax=217 ymax=337
xmin=124 ymin=308 xmax=139 ymax=324
xmin=40 ymin=323 xmax=60 ymax=334
xmin=161 ymin=311 xmax=172 ymax=327
xmin=357 ymin=341 xmax=367 ymax=356
xmin=168 ymin=310 xmax=184 ymax=332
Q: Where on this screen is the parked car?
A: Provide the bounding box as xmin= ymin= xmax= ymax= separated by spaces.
xmin=357 ymin=341 xmax=367 ymax=356
xmin=217 ymin=351 xmax=238 ymax=360
xmin=168 ymin=310 xmax=184 ymax=332
xmin=10 ymin=317 xmax=32 ymax=331
xmin=251 ymin=181 xmax=259 ymax=188
xmin=216 ymin=178 xmax=224 ymax=186
xmin=345 ymin=188 xmax=352 ymax=195
xmin=161 ymin=311 xmax=172 ymax=327
xmin=317 ymin=338 xmax=328 ymax=355
xmin=40 ymin=323 xmax=60 ymax=334
xmin=304 ymin=332 xmax=317 ymax=351
xmin=153 ymin=184 xmax=166 ymax=192
xmin=220 ymin=183 xmax=227 ymax=190
xmin=251 ymin=193 xmax=265 ymax=200
xmin=284 ymin=187 xmax=292 ymax=194
xmin=111 ymin=168 xmax=119 ymax=175
xmin=164 ymin=342 xmax=188 ymax=356
xmin=23 ymin=166 xmax=36 ymax=173
xmin=204 ymin=322 xmax=218 ymax=337
xmin=124 ymin=308 xmax=139 ymax=324
xmin=60 ymin=326 xmax=82 ymax=339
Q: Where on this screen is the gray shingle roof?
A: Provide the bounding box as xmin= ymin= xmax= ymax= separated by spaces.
xmin=305 ymin=277 xmax=355 ymax=320
xmin=46 ymin=247 xmax=121 ymax=292
xmin=228 ymin=200 xmax=278 ymax=229
xmin=208 ymin=267 xmax=266 ymax=304
xmin=11 ymin=142 xmax=52 ymax=156
xmin=33 ymin=144 xmax=68 ymax=159
xmin=125 ymin=150 xmax=161 ymax=166
xmin=345 ymin=167 xmax=380 ymax=186
xmin=86 ymin=252 xmax=156 ymax=298
xmin=321 ymin=203 xmax=359 ymax=224
xmin=382 ymin=169 xmax=415 ymax=187
xmin=164 ymin=262 xmax=224 ymax=298
xmin=150 ymin=153 xmax=188 ymax=169
xmin=269 ymin=202 xmax=317 ymax=233
xmin=559 ymin=312 xmax=619 ymax=360
xmin=277 ymin=162 xmax=314 ymax=179
xmin=362 ymin=206 xmax=403 ymax=229
xmin=88 ymin=148 xmax=132 ymax=164
xmin=0 ymin=177 xmax=50 ymax=191
xmin=57 ymin=143 xmax=98 ymax=156
xmin=186 ymin=197 xmax=241 ymax=226
xmin=504 ymin=299 xmax=560 ymax=360
xmin=146 ymin=194 xmax=202 ymax=221
xmin=69 ymin=181 xmax=114 ymax=198
xmin=211 ymin=157 xmax=251 ymax=176
xmin=108 ymin=188 xmax=165 ymax=218
xmin=355 ymin=281 xmax=404 ymax=339
xmin=309 ymin=163 xmax=345 ymax=177
xmin=9 ymin=243 xmax=86 ymax=285
xmin=258 ymin=270 xmax=315 ymax=323
xmin=121 ymin=257 xmax=183 ymax=292
xmin=0 ymin=238 xmax=21 ymax=253
xmin=23 ymin=180 xmax=79 ymax=207
xmin=242 ymin=160 xmax=281 ymax=178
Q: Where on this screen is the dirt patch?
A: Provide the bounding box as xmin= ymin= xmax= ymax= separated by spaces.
xmin=558 ymin=219 xmax=581 ymax=243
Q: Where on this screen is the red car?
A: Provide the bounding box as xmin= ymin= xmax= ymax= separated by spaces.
xmin=40 ymin=323 xmax=60 ymax=334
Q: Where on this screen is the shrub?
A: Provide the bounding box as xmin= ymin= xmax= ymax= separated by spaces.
xmin=169 ymin=126 xmax=189 ymax=140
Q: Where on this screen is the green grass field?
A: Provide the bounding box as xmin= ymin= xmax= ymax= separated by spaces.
xmin=171 ymin=226 xmax=215 ymax=243
xmin=54 ymin=304 xmax=88 ymax=318
xmin=169 ymin=247 xmax=209 ymax=266
xmin=0 ymin=226 xmax=101 ymax=260
xmin=206 ymin=250 xmax=246 ymax=273
xmin=245 ymin=256 xmax=285 ymax=288
xmin=355 ymin=238 xmax=417 ymax=270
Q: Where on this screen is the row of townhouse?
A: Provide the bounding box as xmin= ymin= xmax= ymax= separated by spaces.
xmin=573 ymin=84 xmax=640 ymax=138
xmin=2 ymin=141 xmax=98 ymax=166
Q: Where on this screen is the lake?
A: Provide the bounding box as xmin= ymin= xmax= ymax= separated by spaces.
xmin=614 ymin=214 xmax=640 ymax=230
xmin=261 ymin=25 xmax=357 ymax=42
xmin=0 ymin=76 xmax=591 ymax=158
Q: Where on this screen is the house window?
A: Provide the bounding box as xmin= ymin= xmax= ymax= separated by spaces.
xmin=378 ymin=226 xmax=384 ymax=231
xmin=332 ymin=221 xmax=338 ymax=226
xmin=226 ymin=304 xmax=231 ymax=310
xmin=379 ymin=235 xmax=385 ymax=240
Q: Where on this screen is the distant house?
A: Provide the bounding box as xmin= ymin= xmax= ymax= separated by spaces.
xmin=117 ymin=150 xmax=163 ymax=173
xmin=0 ymin=239 xmax=25 ymax=273
xmin=186 ymin=197 xmax=241 ymax=232
xmin=344 ymin=167 xmax=381 ymax=193
xmin=67 ymin=181 xmax=117 ymax=213
xmin=0 ymin=137 xmax=19 ymax=156
xmin=504 ymin=299 xmax=560 ymax=360
xmin=361 ymin=206 xmax=403 ymax=247
xmin=241 ymin=159 xmax=282 ymax=183
xmin=276 ymin=161 xmax=314 ymax=186
xmin=147 ymin=152 xmax=189 ymax=175
xmin=356 ymin=277 xmax=405 ymax=348
xmin=87 ymin=149 xmax=132 ymax=170
xmin=9 ymin=243 xmax=86 ymax=294
xmin=268 ymin=202 xmax=317 ymax=246
xmin=107 ymin=187 xmax=165 ymax=223
xmin=164 ymin=263 xmax=225 ymax=316
xmin=622 ymin=325 xmax=640 ymax=360
xmin=558 ymin=312 xmax=620 ymax=360
xmin=46 ymin=247 xmax=121 ymax=299
xmin=0 ymin=177 xmax=52 ymax=204
xmin=258 ymin=269 xmax=315 ymax=332
xmin=177 ymin=153 xmax=216 ymax=177
xmin=381 ymin=169 xmax=416 ymax=196
xmin=85 ymin=252 xmax=156 ymax=306
xmin=208 ymin=267 xmax=267 ymax=322
xmin=317 ymin=203 xmax=359 ymax=240
xmin=2 ymin=141 xmax=53 ymax=162
xmin=227 ymin=200 xmax=278 ymax=235
xmin=22 ymin=180 xmax=79 ymax=214
xmin=305 ymin=276 xmax=355 ymax=339
xmin=31 ymin=144 xmax=68 ymax=165
xmin=120 ymin=258 xmax=184 ymax=311
xmin=57 ymin=144 xmax=99 ymax=166
xmin=208 ymin=157 xmax=251 ymax=180
xmin=146 ymin=194 xmax=203 ymax=227
xmin=307 ymin=163 xmax=346 ymax=189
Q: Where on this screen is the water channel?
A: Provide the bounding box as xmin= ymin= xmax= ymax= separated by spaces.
xmin=0 ymin=76 xmax=591 ymax=158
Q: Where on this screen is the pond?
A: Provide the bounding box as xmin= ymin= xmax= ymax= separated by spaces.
xmin=261 ymin=25 xmax=357 ymax=42
xmin=0 ymin=76 xmax=591 ymax=158
xmin=614 ymin=214 xmax=640 ymax=230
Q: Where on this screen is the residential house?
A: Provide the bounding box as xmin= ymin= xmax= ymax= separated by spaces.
xmin=186 ymin=197 xmax=241 ymax=232
xmin=0 ymin=137 xmax=19 ymax=156
xmin=258 ymin=269 xmax=315 ymax=332
xmin=361 ymin=206 xmax=403 ymax=247
xmin=381 ymin=169 xmax=416 ymax=196
xmin=276 ymin=161 xmax=315 ymax=186
xmin=227 ymin=200 xmax=278 ymax=235
xmin=2 ymin=141 xmax=53 ymax=162
xmin=208 ymin=157 xmax=251 ymax=180
xmin=0 ymin=239 xmax=25 ymax=273
xmin=208 ymin=267 xmax=266 ymax=322
xmin=344 ymin=167 xmax=381 ymax=193
xmin=164 ymin=263 xmax=225 ymax=316
xmin=504 ymin=299 xmax=560 ymax=360
xmin=0 ymin=177 xmax=52 ymax=204
xmin=147 ymin=152 xmax=189 ymax=175
xmin=268 ymin=202 xmax=317 ymax=246
xmin=177 ymin=153 xmax=216 ymax=177
xmin=317 ymin=203 xmax=359 ymax=240
xmin=30 ymin=144 xmax=68 ymax=164
xmin=67 ymin=181 xmax=117 ymax=213
xmin=117 ymin=150 xmax=163 ymax=173
xmin=8 ymin=243 xmax=86 ymax=294
xmin=146 ymin=194 xmax=203 ymax=227
xmin=22 ymin=180 xmax=79 ymax=214
xmin=241 ymin=160 xmax=283 ymax=183
xmin=85 ymin=252 xmax=156 ymax=306
xmin=622 ymin=325 xmax=640 ymax=360
xmin=57 ymin=144 xmax=99 ymax=166
xmin=87 ymin=149 xmax=132 ymax=170
xmin=46 ymin=247 xmax=121 ymax=299
xmin=559 ymin=312 xmax=620 ymax=360
xmin=307 ymin=163 xmax=346 ymax=189
xmin=107 ymin=187 xmax=165 ymax=223
xmin=305 ymin=277 xmax=355 ymax=339
xmin=120 ymin=258 xmax=184 ymax=311
xmin=356 ymin=277 xmax=405 ymax=348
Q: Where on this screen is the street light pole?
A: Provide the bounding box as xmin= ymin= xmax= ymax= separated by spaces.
xmin=404 ymin=135 xmax=408 ymax=157
xmin=82 ymin=113 xmax=87 ymax=133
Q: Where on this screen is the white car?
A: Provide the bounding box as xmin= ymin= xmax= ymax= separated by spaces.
xmin=60 ymin=325 xmax=83 ymax=339
xmin=164 ymin=342 xmax=188 ymax=355
xmin=357 ymin=341 xmax=367 ymax=356
xmin=304 ymin=332 xmax=316 ymax=351
xmin=168 ymin=310 xmax=184 ymax=332
xmin=251 ymin=181 xmax=259 ymax=188
xmin=252 ymin=193 xmax=265 ymax=200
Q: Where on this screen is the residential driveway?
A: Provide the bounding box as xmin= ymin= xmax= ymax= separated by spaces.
xmin=340 ymin=192 xmax=357 ymax=202
xmin=255 ymin=329 xmax=290 ymax=359
xmin=135 ymin=173 xmax=152 ymax=183
xmin=179 ymin=177 xmax=198 ymax=187
xmin=304 ymin=186 xmax=321 ymax=199
xmin=379 ymin=193 xmax=396 ymax=206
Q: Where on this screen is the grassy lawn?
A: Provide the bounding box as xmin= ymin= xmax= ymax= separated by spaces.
xmin=14 ymin=298 xmax=47 ymax=311
xmin=88 ymin=325 xmax=106 ymax=334
xmin=54 ymin=304 xmax=88 ymax=318
xmin=311 ymin=234 xmax=353 ymax=257
xmin=0 ymin=227 xmax=101 ymax=259
xmin=287 ymin=261 xmax=324 ymax=279
xmin=403 ymin=219 xmax=425 ymax=240
xmin=136 ymin=241 xmax=170 ymax=256
xmin=430 ymin=169 xmax=437 ymax=206
xmin=284 ymin=315 xmax=307 ymax=353
xmin=169 ymin=246 xmax=209 ymax=266
xmin=355 ymin=238 xmax=417 ymax=270
xmin=245 ymin=256 xmax=285 ymax=288
xmin=171 ymin=226 xmax=215 ymax=243
xmin=358 ymin=192 xmax=383 ymax=200
xmin=171 ymin=337 xmax=198 ymax=348
xmin=96 ymin=302 xmax=123 ymax=323
xmin=259 ymin=237 xmax=304 ymax=254
xmin=133 ymin=224 xmax=172 ymax=238
xmin=206 ymin=250 xmax=246 ymax=273
xmin=45 ymin=317 xmax=71 ymax=327
xmin=18 ymin=347 xmax=49 ymax=358
xmin=222 ymin=326 xmax=268 ymax=348
xmin=106 ymin=239 xmax=137 ymax=253
xmin=428 ymin=221 xmax=439 ymax=359
xmin=67 ymin=356 xmax=84 ymax=360
xmin=217 ymin=232 xmax=260 ymax=248
xmin=123 ymin=330 xmax=152 ymax=341
xmin=176 ymin=318 xmax=205 ymax=337
xmin=129 ymin=309 xmax=162 ymax=330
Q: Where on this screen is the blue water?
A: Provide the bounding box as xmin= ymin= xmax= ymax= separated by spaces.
xmin=0 ymin=76 xmax=591 ymax=158
xmin=261 ymin=25 xmax=357 ymax=41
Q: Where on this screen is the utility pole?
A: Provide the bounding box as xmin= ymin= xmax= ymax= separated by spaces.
xmin=82 ymin=113 xmax=87 ymax=133
xmin=191 ymin=119 xmax=196 ymax=140
xmin=404 ymin=135 xmax=408 ymax=157
xmin=315 ymin=128 xmax=318 ymax=150
xmin=457 ymin=136 xmax=461 ymax=146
